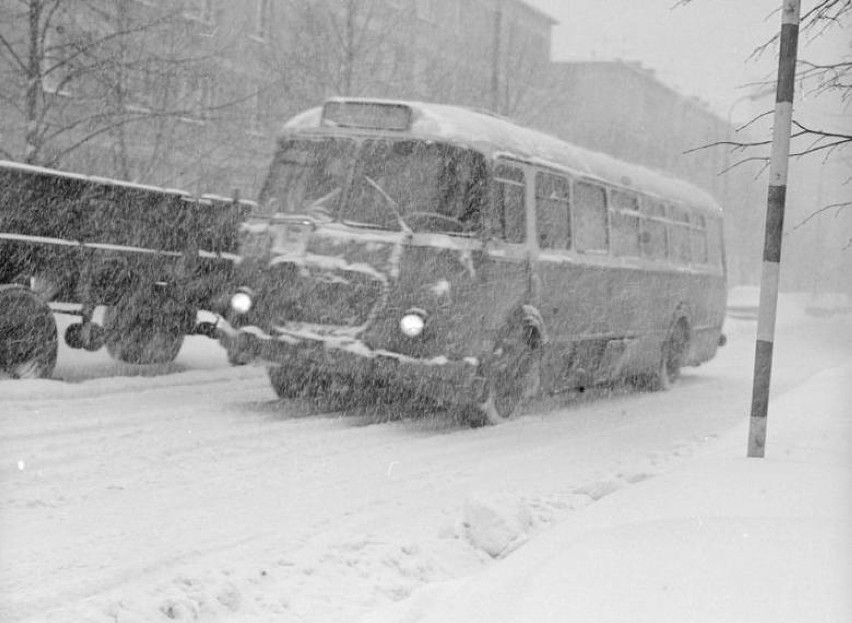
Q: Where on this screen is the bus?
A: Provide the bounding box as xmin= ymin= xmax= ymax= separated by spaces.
xmin=219 ymin=97 xmax=727 ymax=424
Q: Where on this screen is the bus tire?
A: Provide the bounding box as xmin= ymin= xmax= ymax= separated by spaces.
xmin=267 ymin=364 xmax=365 ymax=410
xmin=476 ymin=322 xmax=541 ymax=425
xmin=267 ymin=364 xmax=305 ymax=399
xmin=647 ymin=318 xmax=689 ymax=391
xmin=103 ymin=294 xmax=185 ymax=365
xmin=0 ymin=285 xmax=58 ymax=379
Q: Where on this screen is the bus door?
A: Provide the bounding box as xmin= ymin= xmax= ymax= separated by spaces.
xmin=534 ymin=175 xmax=612 ymax=388
xmin=474 ymin=161 xmax=533 ymax=336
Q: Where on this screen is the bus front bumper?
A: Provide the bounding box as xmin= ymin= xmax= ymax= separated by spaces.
xmin=218 ymin=321 xmax=484 ymax=405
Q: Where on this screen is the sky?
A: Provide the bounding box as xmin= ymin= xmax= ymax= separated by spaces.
xmin=525 ymin=0 xmax=849 ymax=121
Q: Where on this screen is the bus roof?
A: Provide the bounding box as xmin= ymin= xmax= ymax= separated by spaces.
xmin=283 ymin=98 xmax=723 ymax=216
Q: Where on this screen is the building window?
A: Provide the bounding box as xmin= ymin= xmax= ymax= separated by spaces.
xmin=248 ymin=85 xmax=274 ymax=135
xmin=41 ymin=25 xmax=74 ymax=96
xmin=178 ymin=71 xmax=216 ymax=122
xmin=415 ymin=0 xmax=437 ymax=23
xmin=255 ymin=0 xmax=272 ymax=40
xmin=184 ymin=0 xmax=214 ymax=23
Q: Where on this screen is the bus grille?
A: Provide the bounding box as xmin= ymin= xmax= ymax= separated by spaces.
xmin=261 ymin=262 xmax=385 ymax=328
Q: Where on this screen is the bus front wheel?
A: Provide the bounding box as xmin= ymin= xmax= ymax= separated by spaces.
xmin=475 ymin=324 xmax=541 ymax=425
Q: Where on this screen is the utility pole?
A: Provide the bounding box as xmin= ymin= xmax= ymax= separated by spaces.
xmin=747 ymin=0 xmax=801 ymax=458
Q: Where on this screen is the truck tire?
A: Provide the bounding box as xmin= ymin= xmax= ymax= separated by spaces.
xmin=103 ymin=292 xmax=186 ymax=365
xmin=0 ymin=285 xmax=58 ymax=379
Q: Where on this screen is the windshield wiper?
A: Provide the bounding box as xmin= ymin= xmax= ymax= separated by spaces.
xmin=362 ymin=175 xmax=412 ymax=234
xmin=304 ymin=188 xmax=340 ymax=220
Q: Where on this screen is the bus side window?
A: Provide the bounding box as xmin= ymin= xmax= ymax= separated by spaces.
xmin=574 ymin=181 xmax=608 ymax=253
xmin=494 ymin=163 xmax=526 ymax=243
xmin=668 ymin=205 xmax=691 ymax=264
xmin=610 ymin=189 xmax=640 ymax=257
xmin=534 ymin=171 xmax=571 ymax=249
xmin=641 ymin=199 xmax=668 ymax=260
xmin=690 ymin=213 xmax=708 ymax=264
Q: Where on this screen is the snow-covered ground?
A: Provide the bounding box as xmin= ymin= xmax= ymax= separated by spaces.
xmin=1 ymin=289 xmax=850 ymax=622
xmin=363 ymin=358 xmax=852 ymax=623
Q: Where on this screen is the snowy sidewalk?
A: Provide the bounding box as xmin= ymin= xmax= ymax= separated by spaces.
xmin=364 ymin=360 xmax=852 ymax=623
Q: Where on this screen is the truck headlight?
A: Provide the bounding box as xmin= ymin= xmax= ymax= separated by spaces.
xmin=399 ymin=308 xmax=427 ymax=337
xmin=230 ymin=290 xmax=253 ymax=315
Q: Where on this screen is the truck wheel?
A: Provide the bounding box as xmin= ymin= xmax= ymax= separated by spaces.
xmin=103 ymin=295 xmax=185 ymax=365
xmin=0 ymin=285 xmax=58 ymax=379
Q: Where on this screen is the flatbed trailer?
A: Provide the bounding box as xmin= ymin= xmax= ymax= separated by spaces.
xmin=0 ymin=159 xmax=252 ymax=378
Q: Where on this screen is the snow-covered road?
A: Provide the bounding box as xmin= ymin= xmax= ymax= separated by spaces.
xmin=1 ymin=293 xmax=850 ymax=622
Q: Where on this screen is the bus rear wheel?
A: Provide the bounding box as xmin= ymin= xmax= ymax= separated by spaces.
xmin=0 ymin=285 xmax=58 ymax=379
xmin=475 ymin=324 xmax=541 ymax=425
xmin=646 ymin=319 xmax=689 ymax=391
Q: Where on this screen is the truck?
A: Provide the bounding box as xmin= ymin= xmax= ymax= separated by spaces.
xmin=0 ymin=159 xmax=251 ymax=379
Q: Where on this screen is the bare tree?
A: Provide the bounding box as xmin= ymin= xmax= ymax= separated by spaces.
xmin=0 ymin=0 xmax=251 ymax=190
xmin=679 ymin=2 xmax=850 ymax=160
xmin=260 ymin=0 xmax=408 ymax=113
xmin=679 ymin=0 xmax=851 ymax=253
xmin=260 ymin=0 xmax=551 ymax=122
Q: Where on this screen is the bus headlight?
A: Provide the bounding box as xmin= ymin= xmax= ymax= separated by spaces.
xmin=230 ymin=290 xmax=253 ymax=315
xmin=399 ymin=308 xmax=427 ymax=337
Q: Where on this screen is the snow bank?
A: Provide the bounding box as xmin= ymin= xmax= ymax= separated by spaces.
xmin=362 ymin=360 xmax=852 ymax=623
xmin=462 ymin=493 xmax=534 ymax=558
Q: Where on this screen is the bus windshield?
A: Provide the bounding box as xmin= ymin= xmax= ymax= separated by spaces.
xmin=259 ymin=137 xmax=355 ymax=219
xmin=259 ymin=137 xmax=487 ymax=234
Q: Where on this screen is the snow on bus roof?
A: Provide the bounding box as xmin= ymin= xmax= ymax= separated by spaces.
xmin=283 ymin=98 xmax=722 ymax=215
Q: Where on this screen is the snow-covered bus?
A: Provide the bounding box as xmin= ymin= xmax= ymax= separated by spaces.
xmin=219 ymin=97 xmax=727 ymax=424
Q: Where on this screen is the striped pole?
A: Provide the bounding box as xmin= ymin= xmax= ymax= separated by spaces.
xmin=747 ymin=0 xmax=801 ymax=458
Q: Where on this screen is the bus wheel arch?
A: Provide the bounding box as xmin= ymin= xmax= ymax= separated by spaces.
xmin=474 ymin=307 xmax=544 ymax=425
xmin=650 ymin=314 xmax=691 ymax=391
